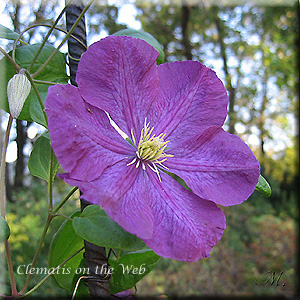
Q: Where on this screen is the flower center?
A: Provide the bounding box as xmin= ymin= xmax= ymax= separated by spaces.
xmin=127 ymin=119 xmax=173 ymax=181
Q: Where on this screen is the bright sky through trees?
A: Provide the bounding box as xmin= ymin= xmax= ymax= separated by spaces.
xmin=0 ymin=0 xmax=297 ymax=162
xmin=1 ymin=0 xmax=141 ymax=163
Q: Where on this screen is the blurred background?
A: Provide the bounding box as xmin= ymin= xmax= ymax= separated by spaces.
xmin=0 ymin=0 xmax=298 ymax=298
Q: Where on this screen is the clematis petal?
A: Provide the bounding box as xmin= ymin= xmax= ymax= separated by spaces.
xmin=165 ymin=126 xmax=260 ymax=206
xmin=144 ymin=170 xmax=226 ymax=261
xmin=45 ymin=84 xmax=134 ymax=182
xmin=63 ymin=162 xmax=225 ymax=261
xmin=62 ymin=160 xmax=154 ymax=240
xmin=148 ymin=61 xmax=228 ymax=142
xmin=76 ymin=35 xmax=159 ymax=137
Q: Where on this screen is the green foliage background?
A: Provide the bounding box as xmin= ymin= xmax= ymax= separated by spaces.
xmin=1 ymin=180 xmax=296 ymax=297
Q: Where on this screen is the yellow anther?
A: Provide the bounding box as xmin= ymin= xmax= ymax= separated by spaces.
xmin=127 ymin=118 xmax=173 ymax=181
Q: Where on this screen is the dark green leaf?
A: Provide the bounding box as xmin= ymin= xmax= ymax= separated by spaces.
xmin=255 ymin=174 xmax=272 ymax=197
xmin=73 ymin=205 xmax=145 ymax=250
xmin=0 ymin=44 xmax=69 ymax=127
xmin=0 ymin=25 xmax=19 ymax=40
xmin=164 ymin=170 xmax=191 ymax=192
xmin=109 ymin=249 xmax=160 ymax=294
xmin=0 ymin=216 xmax=10 ymax=242
xmin=113 ymin=29 xmax=165 ymax=65
xmin=48 ymin=212 xmax=84 ymax=292
xmin=28 ymin=135 xmax=60 ymax=182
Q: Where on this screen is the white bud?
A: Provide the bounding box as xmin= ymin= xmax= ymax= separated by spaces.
xmin=7 ymin=69 xmax=31 ymax=119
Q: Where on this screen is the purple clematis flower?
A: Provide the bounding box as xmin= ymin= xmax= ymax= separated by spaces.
xmin=45 ymin=35 xmax=260 ymax=262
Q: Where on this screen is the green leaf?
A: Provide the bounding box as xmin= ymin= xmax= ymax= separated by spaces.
xmin=42 ymin=131 xmax=50 ymax=140
xmin=164 ymin=170 xmax=191 ymax=192
xmin=0 ymin=24 xmax=19 ymax=40
xmin=28 ymin=135 xmax=59 ymax=182
xmin=0 ymin=216 xmax=10 ymax=242
xmin=255 ymin=174 xmax=272 ymax=197
xmin=73 ymin=205 xmax=146 ymax=250
xmin=113 ymin=29 xmax=165 ymax=65
xmin=0 ymin=44 xmax=69 ymax=127
xmin=48 ymin=212 xmax=84 ymax=292
xmin=109 ymin=249 xmax=160 ymax=294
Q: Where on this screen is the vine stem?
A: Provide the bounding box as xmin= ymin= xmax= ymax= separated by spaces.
xmin=71 ymin=276 xmax=88 ymax=300
xmin=52 ymin=214 xmax=73 ymax=221
xmin=19 ymin=214 xmax=53 ymax=295
xmin=33 ymin=79 xmax=57 ymax=85
xmin=19 ymin=185 xmax=78 ymax=295
xmin=11 ymin=23 xmax=87 ymax=68
xmin=12 ymin=0 xmax=72 ymax=63
xmin=52 ymin=186 xmax=78 ymax=214
xmin=23 ymin=69 xmax=48 ymax=126
xmin=27 ymin=0 xmax=73 ymax=72
xmin=48 ymin=148 xmax=54 ymax=210
xmin=31 ymin=0 xmax=94 ymax=79
xmin=43 ymin=24 xmax=87 ymax=49
xmin=0 ymin=115 xmax=18 ymax=296
xmin=4 ymin=241 xmax=17 ymax=296
xmin=20 ymin=146 xmax=58 ymax=294
xmin=0 ymin=47 xmax=20 ymax=73
xmin=0 ymin=115 xmax=12 ymax=218
xmin=20 ymin=247 xmax=84 ymax=299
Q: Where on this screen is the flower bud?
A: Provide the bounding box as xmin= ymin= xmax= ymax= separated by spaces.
xmin=7 ymin=69 xmax=31 ymax=119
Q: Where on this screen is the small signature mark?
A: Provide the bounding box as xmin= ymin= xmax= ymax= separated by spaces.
xmin=255 ymin=271 xmax=285 ymax=287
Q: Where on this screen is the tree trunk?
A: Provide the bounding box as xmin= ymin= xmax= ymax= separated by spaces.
xmin=258 ymin=80 xmax=268 ymax=159
xmin=10 ymin=3 xmax=21 ymax=32
xmin=215 ymin=9 xmax=236 ymax=134
xmin=258 ymin=30 xmax=268 ymax=160
xmin=14 ymin=119 xmax=26 ymax=188
xmin=6 ymin=163 xmax=13 ymax=202
xmin=65 ymin=3 xmax=110 ymax=298
xmin=181 ymin=4 xmax=193 ymax=60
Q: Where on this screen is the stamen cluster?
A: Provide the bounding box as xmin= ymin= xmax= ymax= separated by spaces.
xmin=127 ymin=119 xmax=173 ymax=180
